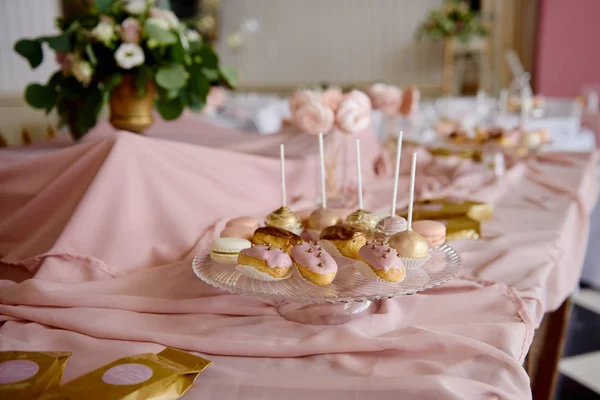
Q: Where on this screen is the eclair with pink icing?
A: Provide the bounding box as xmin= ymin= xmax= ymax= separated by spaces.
xmin=237 ymin=245 xmax=292 ymax=279
xmin=358 ymin=241 xmax=406 ymax=283
xmin=290 ymin=242 xmax=338 ymax=285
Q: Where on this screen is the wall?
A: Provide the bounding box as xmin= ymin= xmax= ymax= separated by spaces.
xmin=215 ymin=0 xmax=444 ymax=90
xmin=535 ymin=0 xmax=600 ymax=96
xmin=0 ymin=0 xmax=61 ymax=94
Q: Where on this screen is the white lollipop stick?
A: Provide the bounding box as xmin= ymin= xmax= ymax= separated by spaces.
xmin=318 ymin=132 xmax=327 ymax=208
xmin=390 ymin=131 xmax=404 ymax=216
xmin=280 ymin=144 xmax=287 ymax=207
xmin=407 ymin=151 xmax=417 ymax=230
xmin=355 ymin=138 xmax=363 ymax=209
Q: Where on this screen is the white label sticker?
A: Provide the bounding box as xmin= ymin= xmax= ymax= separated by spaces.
xmin=101 ymin=363 xmax=153 ymax=386
xmin=0 ymin=360 xmax=40 ymax=384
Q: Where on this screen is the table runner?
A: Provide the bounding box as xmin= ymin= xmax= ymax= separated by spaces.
xmin=0 ymin=130 xmax=597 ymax=399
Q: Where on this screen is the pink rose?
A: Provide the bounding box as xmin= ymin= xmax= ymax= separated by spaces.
xmin=293 ymin=96 xmax=334 ymax=135
xmin=120 ymin=17 xmax=141 ymax=43
xmin=289 ymin=90 xmax=320 ymax=114
xmin=399 ymin=86 xmax=421 ymax=116
xmin=335 ymin=90 xmax=372 ymax=134
xmin=368 ymin=83 xmax=402 ymax=115
xmin=56 ymin=52 xmax=73 ymax=73
xmin=322 ymin=88 xmax=343 ymax=112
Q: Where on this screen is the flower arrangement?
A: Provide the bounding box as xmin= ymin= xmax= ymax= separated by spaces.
xmin=289 ymin=88 xmax=372 ymax=135
xmin=367 ymin=83 xmax=420 ymax=117
xmin=416 ymin=0 xmax=488 ymax=42
xmin=14 ymin=0 xmax=237 ymax=139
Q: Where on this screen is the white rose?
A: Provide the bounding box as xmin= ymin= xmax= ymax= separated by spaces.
xmin=115 ymin=43 xmax=145 ymax=70
xmin=91 ymin=21 xmax=116 ymax=46
xmin=124 ymin=0 xmax=147 ymax=15
xmin=161 ymin=9 xmax=180 ymax=29
xmin=186 ymin=29 xmax=201 ymax=42
xmin=149 ymin=8 xmax=180 ymax=29
xmin=146 ymin=17 xmax=170 ymax=31
xmin=72 ymin=60 xmax=93 ymax=85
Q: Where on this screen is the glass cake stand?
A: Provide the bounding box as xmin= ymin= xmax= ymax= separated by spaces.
xmin=192 ymin=244 xmax=461 ymax=325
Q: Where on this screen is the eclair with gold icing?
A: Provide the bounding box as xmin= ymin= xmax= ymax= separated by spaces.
xmin=319 ymin=224 xmax=367 ymax=260
xmin=252 ymin=226 xmax=302 ymax=253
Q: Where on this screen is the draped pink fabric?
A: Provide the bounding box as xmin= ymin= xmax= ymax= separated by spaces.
xmin=0 ymin=121 xmax=598 ymax=399
xmin=582 ymin=111 xmax=600 ymax=148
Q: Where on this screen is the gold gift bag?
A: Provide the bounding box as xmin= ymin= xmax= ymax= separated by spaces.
xmin=0 ymin=351 xmax=71 ymax=399
xmin=37 ymin=347 xmax=211 ymax=400
xmin=398 ymin=198 xmax=491 ymax=240
xmin=399 ymin=198 xmax=493 ymax=222
xmin=443 ymin=217 xmax=482 ymax=240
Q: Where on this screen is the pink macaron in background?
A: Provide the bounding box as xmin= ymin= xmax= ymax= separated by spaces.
xmin=220 ymin=226 xmax=255 ymax=241
xmin=411 ymin=220 xmax=446 ymax=248
xmin=225 ymin=216 xmax=261 ymax=229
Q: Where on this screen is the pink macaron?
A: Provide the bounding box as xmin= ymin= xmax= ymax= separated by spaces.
xmin=225 ymin=216 xmax=260 ymax=229
xmin=220 ymin=226 xmax=255 ymax=241
xmin=411 ymin=220 xmax=446 ymax=248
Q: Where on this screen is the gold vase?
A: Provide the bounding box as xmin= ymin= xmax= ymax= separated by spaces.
xmin=109 ymin=74 xmax=156 ymax=133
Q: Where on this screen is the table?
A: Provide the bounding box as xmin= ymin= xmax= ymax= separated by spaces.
xmin=0 ymin=122 xmax=597 ymax=399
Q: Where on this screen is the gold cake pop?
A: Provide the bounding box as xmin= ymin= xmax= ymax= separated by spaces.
xmin=308 ymin=132 xmax=341 ymax=231
xmin=265 ymin=206 xmax=303 ymax=235
xmin=266 ymin=144 xmax=302 ymax=235
xmin=345 ymin=209 xmax=379 ymax=231
xmin=389 ymin=151 xmax=430 ymax=259
xmin=388 ymin=229 xmax=429 ymax=258
xmin=345 ymin=139 xmax=377 ymax=235
xmin=308 ymin=208 xmax=342 ymax=230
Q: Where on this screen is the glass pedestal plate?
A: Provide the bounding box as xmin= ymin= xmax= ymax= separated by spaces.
xmin=193 ymin=244 xmax=461 ymax=325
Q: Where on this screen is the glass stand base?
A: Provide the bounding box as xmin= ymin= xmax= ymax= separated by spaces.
xmin=276 ymin=300 xmax=377 ymax=325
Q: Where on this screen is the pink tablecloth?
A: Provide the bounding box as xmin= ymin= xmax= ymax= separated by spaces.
xmin=0 ymin=127 xmax=598 ymax=399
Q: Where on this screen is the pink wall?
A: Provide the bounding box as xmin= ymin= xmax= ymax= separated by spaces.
xmin=535 ymin=0 xmax=600 ymax=96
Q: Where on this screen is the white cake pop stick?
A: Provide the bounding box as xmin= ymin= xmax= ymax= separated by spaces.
xmin=318 ymin=132 xmax=327 ymax=208
xmin=390 ymin=131 xmax=404 ymax=216
xmin=407 ymin=151 xmax=417 ymax=230
xmin=280 ymin=144 xmax=287 ymax=207
xmin=355 ymin=138 xmax=363 ymax=209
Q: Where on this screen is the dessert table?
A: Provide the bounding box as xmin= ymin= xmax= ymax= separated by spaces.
xmin=0 ymin=119 xmax=598 ymax=398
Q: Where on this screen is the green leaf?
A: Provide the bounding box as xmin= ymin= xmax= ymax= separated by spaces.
xmin=85 ymin=43 xmax=98 ymax=65
xmin=202 ymin=68 xmax=219 ymax=81
xmin=166 ymin=89 xmax=180 ymax=99
xmin=183 ymin=88 xmax=204 ymax=110
xmin=14 ymin=39 xmax=43 ymax=68
xmin=171 ymin=37 xmax=186 ymax=64
xmin=47 ymin=70 xmax=64 ymax=90
xmin=102 ymin=73 xmax=122 ymax=103
xmin=156 ymin=64 xmax=189 ymax=90
xmin=135 ymin=66 xmax=153 ymax=96
xmin=219 ymin=65 xmax=238 ymax=88
xmin=156 ymin=95 xmax=185 ymax=120
xmin=104 ymin=73 xmax=122 ymax=91
xmin=198 ymin=45 xmax=218 ymax=68
xmin=41 ymin=34 xmax=71 ymax=52
xmin=24 ymin=83 xmax=56 ymax=112
xmin=94 ymin=0 xmax=113 ymax=13
xmin=188 ymin=66 xmax=210 ymax=99
xmin=75 ymin=87 xmax=103 ymax=137
xmin=145 ymin=20 xmax=177 ymax=45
